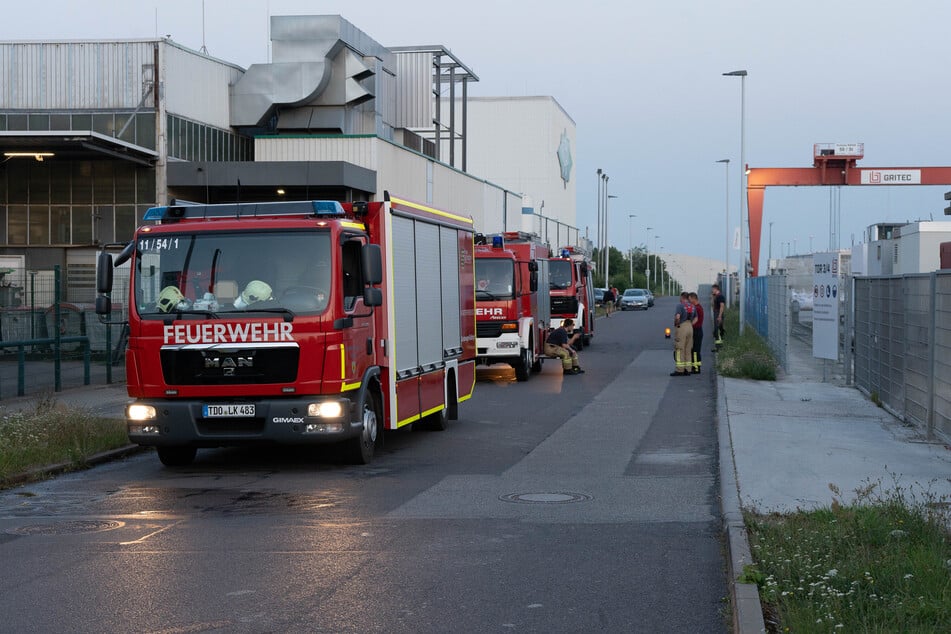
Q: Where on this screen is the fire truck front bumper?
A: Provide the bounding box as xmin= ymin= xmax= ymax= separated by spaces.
xmin=125 ymin=397 xmax=363 ymax=447
xmin=476 ymin=334 xmax=522 ymax=360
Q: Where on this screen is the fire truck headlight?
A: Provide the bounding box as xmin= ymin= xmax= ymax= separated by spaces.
xmin=128 ymin=404 xmax=157 ymax=421
xmin=308 ymin=401 xmax=344 ymax=418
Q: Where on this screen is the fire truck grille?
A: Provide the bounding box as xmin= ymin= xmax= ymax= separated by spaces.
xmin=161 ymin=346 xmax=300 ymax=385
xmin=477 ymin=322 xmax=503 ymax=338
xmin=551 ymin=296 xmax=579 ymax=315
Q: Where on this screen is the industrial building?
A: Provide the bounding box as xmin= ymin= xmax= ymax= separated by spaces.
xmin=0 ymin=14 xmax=579 ymax=311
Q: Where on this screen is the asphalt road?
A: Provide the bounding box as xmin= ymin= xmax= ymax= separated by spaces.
xmin=0 ymin=297 xmax=727 ymax=633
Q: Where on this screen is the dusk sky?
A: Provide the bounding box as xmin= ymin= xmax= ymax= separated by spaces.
xmin=6 ymin=0 xmax=951 ymax=273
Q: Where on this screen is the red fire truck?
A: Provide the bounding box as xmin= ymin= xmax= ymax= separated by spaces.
xmin=548 ymin=246 xmax=596 ymax=346
xmin=474 ymin=232 xmax=550 ymax=381
xmin=95 ymin=193 xmax=476 ymax=466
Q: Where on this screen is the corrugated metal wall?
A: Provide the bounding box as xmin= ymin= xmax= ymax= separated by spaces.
xmin=394 ymin=52 xmax=432 ymax=129
xmin=0 ymin=41 xmax=156 ymax=109
xmin=163 ymin=43 xmax=243 ymax=129
xmin=254 ymin=136 xmax=377 ymax=168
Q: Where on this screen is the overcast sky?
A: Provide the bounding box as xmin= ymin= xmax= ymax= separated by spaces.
xmin=6 ymin=0 xmax=951 ymax=272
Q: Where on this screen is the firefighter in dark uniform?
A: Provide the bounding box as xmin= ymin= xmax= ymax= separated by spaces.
xmin=711 ymin=283 xmax=726 ymax=349
xmin=689 ymin=291 xmax=704 ymax=374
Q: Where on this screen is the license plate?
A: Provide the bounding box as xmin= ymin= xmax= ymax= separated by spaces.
xmin=203 ymin=404 xmax=256 ymax=418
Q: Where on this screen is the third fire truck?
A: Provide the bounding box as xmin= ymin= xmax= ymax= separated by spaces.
xmin=474 ymin=232 xmax=550 ymax=381
xmin=548 ymin=245 xmax=596 ymax=346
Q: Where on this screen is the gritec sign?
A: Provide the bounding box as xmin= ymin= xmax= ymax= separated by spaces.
xmin=860 ymin=170 xmax=921 ymax=185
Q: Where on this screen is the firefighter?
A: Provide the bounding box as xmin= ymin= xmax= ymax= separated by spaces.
xmin=689 ymin=291 xmax=704 ymax=374
xmin=545 ymin=318 xmax=585 ymax=375
xmin=670 ymin=292 xmax=695 ymax=376
xmin=711 ymin=283 xmax=726 ymax=349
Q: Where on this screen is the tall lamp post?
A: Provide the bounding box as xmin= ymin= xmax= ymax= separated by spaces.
xmin=628 ymin=214 xmax=636 ymax=285
xmin=596 ymin=168 xmax=603 ymax=269
xmin=645 ymin=227 xmax=653 ymax=290
xmin=716 ymin=158 xmax=730 ymax=302
xmin=654 ymin=238 xmax=661 ymax=288
xmin=606 ymin=193 xmax=617 ymax=285
xmin=723 ymin=69 xmax=747 ymax=333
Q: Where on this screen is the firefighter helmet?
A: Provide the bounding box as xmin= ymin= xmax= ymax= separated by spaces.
xmin=156 ymin=286 xmax=185 ymax=313
xmin=234 ymin=280 xmax=273 ymax=309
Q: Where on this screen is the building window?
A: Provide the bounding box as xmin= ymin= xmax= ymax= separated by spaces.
xmin=29 ymin=206 xmax=50 ymax=244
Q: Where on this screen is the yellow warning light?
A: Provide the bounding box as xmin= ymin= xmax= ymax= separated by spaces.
xmin=664 ymin=327 xmax=671 ymax=338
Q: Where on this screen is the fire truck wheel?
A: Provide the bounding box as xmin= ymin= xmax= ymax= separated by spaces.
xmin=347 ymin=389 xmax=381 ymax=464
xmin=531 ymin=353 xmax=543 ymax=373
xmin=156 ymin=446 xmax=197 ymax=467
xmin=514 ymin=348 xmax=532 ymax=382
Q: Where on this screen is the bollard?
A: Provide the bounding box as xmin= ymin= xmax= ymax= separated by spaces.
xmin=54 ymin=265 xmax=61 ymax=392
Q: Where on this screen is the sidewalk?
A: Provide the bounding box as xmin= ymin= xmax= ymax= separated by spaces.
xmin=0 ymin=359 xmax=129 ymax=419
xmin=718 ymin=335 xmax=951 ymax=633
xmin=722 ymin=340 xmax=951 ymax=513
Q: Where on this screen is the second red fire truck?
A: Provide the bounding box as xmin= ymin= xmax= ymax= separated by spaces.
xmin=474 ymin=232 xmax=551 ymax=381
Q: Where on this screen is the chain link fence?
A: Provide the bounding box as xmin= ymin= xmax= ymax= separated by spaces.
xmin=854 ymin=272 xmax=951 ymax=443
xmin=0 ymin=264 xmax=129 ymax=397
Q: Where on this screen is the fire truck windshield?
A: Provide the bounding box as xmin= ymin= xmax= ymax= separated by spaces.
xmin=549 ymin=260 xmax=574 ymax=289
xmin=474 ymin=258 xmax=514 ymax=299
xmin=135 ymin=231 xmax=332 ymax=316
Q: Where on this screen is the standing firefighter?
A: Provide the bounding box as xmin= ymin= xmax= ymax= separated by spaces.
xmin=671 ymin=292 xmax=695 ymax=376
xmin=711 ymin=283 xmax=726 ymax=349
xmin=689 ymin=292 xmax=704 ymax=374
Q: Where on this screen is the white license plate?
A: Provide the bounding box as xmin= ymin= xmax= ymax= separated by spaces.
xmin=203 ymin=404 xmax=256 ymax=418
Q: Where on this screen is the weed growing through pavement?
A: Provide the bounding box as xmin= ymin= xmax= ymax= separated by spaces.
xmin=0 ymin=393 xmax=127 ymax=486
xmin=715 ymin=309 xmax=778 ymax=381
xmin=743 ymin=476 xmax=951 ymax=632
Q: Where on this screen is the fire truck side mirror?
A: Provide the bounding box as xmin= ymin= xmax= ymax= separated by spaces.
xmin=364 ymin=287 xmax=383 ymax=307
xmin=362 ymin=244 xmax=383 ymax=285
xmin=95 ymin=295 xmax=112 ymax=316
xmin=96 ymin=251 xmax=114 ymax=294
xmin=579 ymin=263 xmax=588 ymax=275
xmin=529 ymin=271 xmax=538 ymax=293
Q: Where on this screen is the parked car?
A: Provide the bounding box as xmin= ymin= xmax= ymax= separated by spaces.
xmin=594 ymin=288 xmax=606 ymax=306
xmin=620 ymin=288 xmax=649 ymax=311
xmin=636 ymin=288 xmax=655 ymax=307
xmin=791 ymin=289 xmax=814 ymax=312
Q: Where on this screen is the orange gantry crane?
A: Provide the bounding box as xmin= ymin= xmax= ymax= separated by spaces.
xmin=745 ymin=143 xmax=951 ymax=275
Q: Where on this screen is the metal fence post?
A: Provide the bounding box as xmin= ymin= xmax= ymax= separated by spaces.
xmin=54 ymin=265 xmax=61 ymax=392
xmin=927 ymin=272 xmax=937 ymax=440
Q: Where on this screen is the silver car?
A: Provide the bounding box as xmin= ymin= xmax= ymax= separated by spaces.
xmin=620 ymin=288 xmax=649 ymax=311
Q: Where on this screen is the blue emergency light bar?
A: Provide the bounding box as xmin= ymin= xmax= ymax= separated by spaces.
xmin=492 ymin=235 xmax=504 ymax=249
xmin=143 ymin=200 xmax=346 ymax=222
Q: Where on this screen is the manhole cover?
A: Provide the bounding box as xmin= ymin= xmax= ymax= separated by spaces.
xmin=499 ymin=492 xmax=592 ymax=504
xmin=6 ymin=520 xmax=124 ymax=536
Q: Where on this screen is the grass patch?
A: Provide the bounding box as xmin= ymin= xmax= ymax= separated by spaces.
xmin=715 ymin=308 xmax=778 ymax=380
xmin=744 ymin=481 xmax=951 ymax=632
xmin=0 ymin=394 xmax=128 ymax=487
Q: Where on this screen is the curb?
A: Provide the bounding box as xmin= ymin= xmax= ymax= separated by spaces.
xmin=1 ymin=444 xmax=147 ymax=489
xmin=717 ymin=374 xmax=767 ymax=633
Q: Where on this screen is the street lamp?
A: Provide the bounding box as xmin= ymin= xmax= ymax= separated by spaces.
xmin=723 ymin=68 xmax=747 ymax=333
xmin=596 ymin=168 xmax=603 ymax=261
xmin=645 ymin=227 xmax=653 ymax=290
xmin=716 ymin=158 xmax=730 ymax=302
xmin=606 ymin=193 xmax=617 ymax=285
xmin=654 ymin=237 xmax=660 ymax=288
xmin=628 ymin=214 xmax=636 ymax=285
